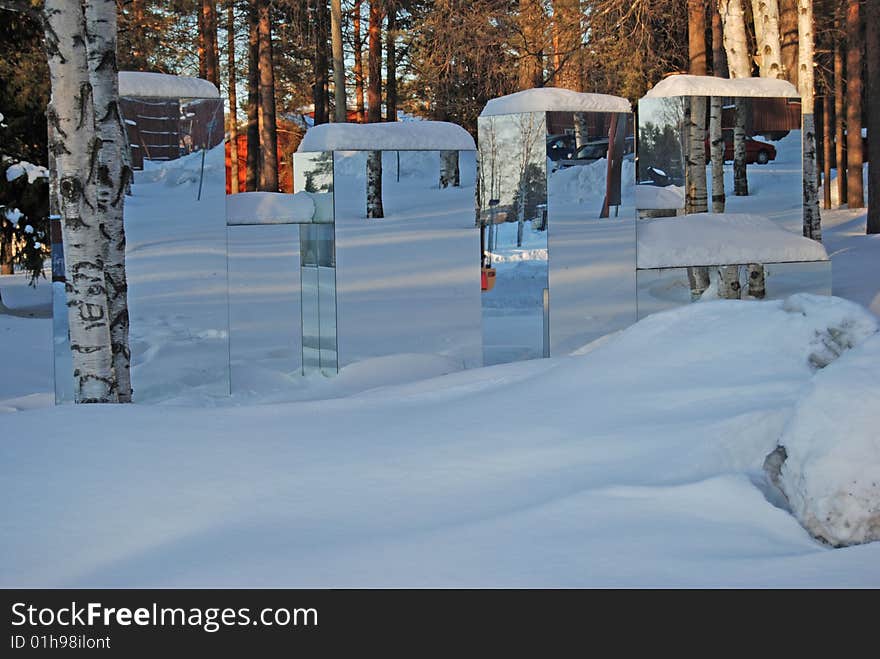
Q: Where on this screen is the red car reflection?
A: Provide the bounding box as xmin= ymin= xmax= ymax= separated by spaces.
xmin=705 ymin=130 xmax=777 ymax=164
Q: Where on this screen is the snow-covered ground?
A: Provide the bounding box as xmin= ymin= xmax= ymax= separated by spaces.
xmin=1 ymin=144 xmax=878 ymax=587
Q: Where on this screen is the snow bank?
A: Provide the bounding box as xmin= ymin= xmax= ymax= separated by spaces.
xmin=644 ymin=74 xmax=799 ymax=99
xmin=636 ymin=184 xmax=684 ymax=209
xmin=226 ymin=191 xmax=316 ymax=225
xmin=480 ymin=88 xmax=631 ymax=116
xmin=637 ymin=213 xmax=829 ymax=268
xmin=119 ymin=71 xmax=219 ymax=99
xmin=548 ymin=157 xmax=636 ymax=205
xmin=297 ymin=121 xmax=475 ymax=152
xmin=776 ymin=326 xmax=880 ymax=546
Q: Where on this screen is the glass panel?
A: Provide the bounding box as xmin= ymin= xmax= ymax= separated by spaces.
xmin=478 ymin=113 xmax=549 ymax=365
xmin=547 ymin=111 xmax=637 ymax=355
xmin=636 ymin=97 xmax=686 ymax=212
xmin=300 ymin=264 xmax=320 ymax=374
xmin=636 ymin=260 xmax=832 ymax=318
xmin=227 ymin=224 xmax=302 ymax=391
xmin=318 ymin=265 xmax=338 ymax=374
xmin=333 ymin=150 xmax=481 ymax=370
xmin=77 ymin=95 xmax=230 ymax=403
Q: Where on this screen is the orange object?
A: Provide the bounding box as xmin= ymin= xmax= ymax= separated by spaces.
xmin=481 ymin=267 xmax=496 ymax=291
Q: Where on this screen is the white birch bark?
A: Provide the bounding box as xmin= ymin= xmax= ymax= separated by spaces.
xmin=366 ymin=150 xmax=383 ymax=218
xmin=574 ymin=112 xmax=589 ymax=148
xmin=686 ymin=96 xmax=709 ymax=213
xmin=709 ymin=96 xmax=726 ymax=212
xmin=439 ymin=150 xmax=460 ymax=188
xmin=718 ymin=265 xmax=742 ymax=298
xmin=719 ymin=0 xmax=752 ymax=78
xmin=720 ymin=0 xmax=751 ymax=198
xmin=85 ymin=0 xmax=132 ymax=401
xmin=753 ymin=0 xmax=784 ymax=78
xmin=798 ymin=0 xmax=822 ymax=241
xmin=44 ymin=0 xmax=116 ymax=402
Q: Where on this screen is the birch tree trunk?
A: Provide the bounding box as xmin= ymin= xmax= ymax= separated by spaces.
xmin=574 ymin=112 xmax=589 ymax=148
xmin=718 ymin=264 xmax=742 ymax=299
xmin=44 ymin=0 xmax=116 ymax=403
xmin=258 ymin=0 xmax=278 ymax=192
xmin=709 ymin=96 xmax=725 ymax=212
xmin=798 ymin=0 xmax=821 ymax=241
xmin=366 ymin=2 xmax=383 ymax=216
xmin=331 ymin=0 xmax=347 ymax=122
xmin=720 ymin=0 xmax=751 ymax=197
xmin=440 ymin=150 xmax=460 ymax=188
xmin=845 ymin=0 xmax=863 ymax=209
xmin=753 ymin=0 xmax=783 ymax=78
xmin=686 ymin=96 xmax=708 ymax=213
xmin=227 ymin=0 xmax=239 ymax=194
xmin=85 ymin=0 xmax=132 ymax=402
xmin=366 ymin=150 xmax=383 ymax=218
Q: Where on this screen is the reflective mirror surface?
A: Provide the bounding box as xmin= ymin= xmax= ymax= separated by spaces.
xmin=333 ymin=150 xmax=481 ymax=370
xmin=479 ymin=113 xmax=549 ymax=365
xmin=54 ymin=95 xmax=229 ymax=403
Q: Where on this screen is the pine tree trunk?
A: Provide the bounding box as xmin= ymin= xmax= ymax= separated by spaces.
xmin=385 ymin=2 xmax=397 ymax=121
xmin=779 ymin=0 xmax=798 ymax=85
xmin=518 ymin=0 xmax=545 ymax=89
xmin=711 ymin=1 xmax=728 ymax=77
xmin=552 ymin=0 xmax=583 ymax=90
xmin=331 ymin=0 xmax=347 ymax=122
xmin=688 ymin=0 xmax=708 ymax=75
xmin=367 ymin=1 xmax=382 ymax=123
xmin=198 ymin=0 xmax=207 ymax=80
xmin=366 ymin=150 xmax=383 ymax=218
xmin=353 ymin=0 xmax=365 ymax=123
xmin=246 ymin=0 xmax=260 ymax=191
xmin=85 ymin=0 xmax=132 ymax=402
xmin=258 ymin=0 xmax=278 ymax=191
xmin=228 ymin=0 xmax=239 ymax=194
xmin=314 ymin=0 xmax=330 ymax=124
xmin=845 ymin=0 xmax=864 ymax=209
xmin=440 ymin=150 xmax=460 ymax=188
xmin=834 ymin=31 xmax=847 ymax=205
xmin=822 ymin=89 xmax=832 ymax=210
xmin=44 ymin=0 xmax=116 ymax=403
xmin=867 ymin=0 xmax=880 ymax=233
xmin=798 ymin=0 xmax=821 ymax=241
xmin=202 ymin=1 xmax=220 ymax=87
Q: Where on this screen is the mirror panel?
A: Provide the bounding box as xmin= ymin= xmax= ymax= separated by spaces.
xmin=547 ymin=111 xmax=636 ymax=354
xmin=333 ymin=150 xmax=481 ymax=370
xmin=478 ymin=113 xmax=549 ymax=365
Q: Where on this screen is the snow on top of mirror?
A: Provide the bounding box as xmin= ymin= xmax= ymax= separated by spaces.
xmin=637 ymin=213 xmax=828 ymax=270
xmin=118 ymin=71 xmax=220 ymax=99
xmin=644 ymin=74 xmax=799 ymax=99
xmin=226 ymin=191 xmax=316 ymax=226
xmin=480 ymin=88 xmax=631 ymax=117
xmin=298 ymin=121 xmax=476 ymax=152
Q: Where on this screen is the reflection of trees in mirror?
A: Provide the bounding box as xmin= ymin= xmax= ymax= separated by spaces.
xmin=514 ymin=113 xmax=546 ymax=247
xmin=304 ymin=152 xmax=333 ymax=193
xmin=638 ymin=122 xmax=684 ymax=185
xmin=366 ymin=150 xmax=383 ymax=218
xmin=439 ymin=151 xmax=460 ymax=188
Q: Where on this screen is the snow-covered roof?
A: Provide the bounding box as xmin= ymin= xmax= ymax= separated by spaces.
xmin=226 ymin=191 xmax=317 ymax=225
xmin=644 ymin=74 xmax=799 ymax=99
xmin=480 ymin=88 xmax=631 ymax=117
xmin=297 ymin=121 xmax=475 ymax=152
xmin=119 ymin=71 xmax=219 ymax=99
xmin=637 ymin=213 xmax=828 ymax=269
